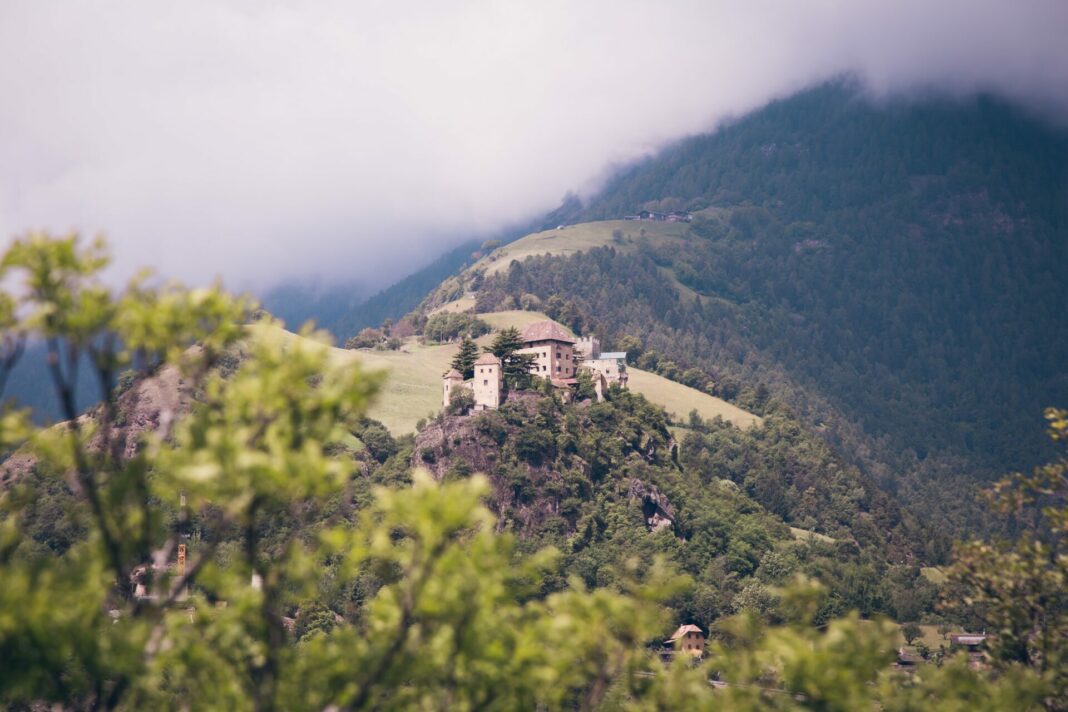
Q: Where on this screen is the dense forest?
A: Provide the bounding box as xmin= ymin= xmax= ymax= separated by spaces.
xmin=435 ymin=82 xmax=1068 ymax=539
xmin=564 ymin=81 xmax=1068 ymax=470
xmin=413 ymin=385 xmax=939 ymax=628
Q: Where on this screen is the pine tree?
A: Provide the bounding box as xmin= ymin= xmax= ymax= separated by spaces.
xmin=486 ymin=327 xmax=536 ymax=390
xmin=451 ymin=336 xmax=479 ymax=379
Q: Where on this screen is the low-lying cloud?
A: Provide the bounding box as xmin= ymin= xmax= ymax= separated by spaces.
xmin=1 ymin=0 xmax=1065 ymax=290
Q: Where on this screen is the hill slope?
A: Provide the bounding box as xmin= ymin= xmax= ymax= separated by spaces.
xmin=555 ymin=81 xmax=1068 ymax=474
xmin=253 ymin=313 xmax=758 ymax=436
xmin=410 ymin=82 xmax=1068 ymax=540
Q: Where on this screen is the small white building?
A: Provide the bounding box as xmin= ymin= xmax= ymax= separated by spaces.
xmin=583 ymin=351 xmax=628 ymax=387
xmin=443 ymin=368 xmax=464 ymax=406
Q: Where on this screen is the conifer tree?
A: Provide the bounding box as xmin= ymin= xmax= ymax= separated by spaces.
xmin=450 ymin=336 xmax=479 ymax=380
xmin=486 ymin=327 xmax=536 ymax=390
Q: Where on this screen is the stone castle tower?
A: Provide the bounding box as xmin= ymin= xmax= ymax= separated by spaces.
xmin=471 ymin=352 xmax=502 ymax=410
xmin=443 ymin=368 xmax=463 ymax=406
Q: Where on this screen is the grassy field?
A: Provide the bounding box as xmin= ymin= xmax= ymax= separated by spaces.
xmin=789 ymin=526 xmax=835 ymax=544
xmin=477 ymin=310 xmax=575 ymax=334
xmin=249 ymin=310 xmax=759 ymax=436
xmin=920 ymin=566 xmax=948 ymax=585
xmin=626 ymin=368 xmax=762 ymax=429
xmin=428 ymin=295 xmax=476 ymax=315
xmin=472 ymin=220 xmax=692 ymax=277
xmin=895 ymin=624 xmax=953 ymax=651
xmin=248 ymin=323 xmax=457 ymax=435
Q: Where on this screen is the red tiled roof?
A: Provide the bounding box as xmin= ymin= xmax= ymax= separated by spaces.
xmin=520 ymin=321 xmax=576 ymax=345
xmin=474 ymin=353 xmax=501 ymax=366
xmin=444 ymin=368 xmax=463 ymax=379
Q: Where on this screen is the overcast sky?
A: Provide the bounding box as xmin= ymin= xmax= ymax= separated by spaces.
xmin=1 ymin=1 xmax=1066 ymax=291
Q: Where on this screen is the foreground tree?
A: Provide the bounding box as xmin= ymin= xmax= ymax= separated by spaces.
xmin=941 ymin=407 xmax=1068 ymax=709
xmin=0 ymin=234 xmax=684 ymax=711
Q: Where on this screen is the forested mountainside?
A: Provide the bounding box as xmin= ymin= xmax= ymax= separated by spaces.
xmin=6 ymin=334 xmax=940 ymax=637
xmin=562 ymin=81 xmax=1068 ymax=470
xmin=313 ymin=221 xmax=553 ymax=339
xmin=408 ymin=81 xmax=1068 ymax=537
xmin=412 ymin=387 xmax=939 ymax=625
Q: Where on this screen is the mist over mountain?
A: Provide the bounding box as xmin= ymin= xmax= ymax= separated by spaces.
xmin=2 ymin=1 xmax=1067 ymax=292
xmin=399 ymin=81 xmax=1067 ymax=541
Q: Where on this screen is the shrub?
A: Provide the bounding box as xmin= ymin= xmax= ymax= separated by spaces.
xmin=345 ymin=327 xmax=383 ymax=349
xmin=446 ymin=387 xmax=475 ymax=415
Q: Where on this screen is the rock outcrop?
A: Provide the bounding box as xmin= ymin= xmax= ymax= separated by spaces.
xmin=628 ymin=478 xmax=676 ymax=532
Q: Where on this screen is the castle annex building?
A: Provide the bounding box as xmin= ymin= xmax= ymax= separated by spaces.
xmin=517 ymin=321 xmax=577 ymax=381
xmin=442 ymin=320 xmax=628 ymax=411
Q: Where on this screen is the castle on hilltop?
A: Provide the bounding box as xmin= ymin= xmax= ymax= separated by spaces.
xmin=442 ymin=320 xmax=628 ymax=411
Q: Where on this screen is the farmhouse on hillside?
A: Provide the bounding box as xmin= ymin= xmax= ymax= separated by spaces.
xmin=441 ymin=320 xmax=628 ymax=411
xmin=664 ymin=624 xmax=705 ymax=659
xmin=622 ymin=210 xmax=692 ymax=223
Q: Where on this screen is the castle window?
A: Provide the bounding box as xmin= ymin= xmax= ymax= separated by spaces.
xmin=483 ymin=380 xmax=488 ymax=386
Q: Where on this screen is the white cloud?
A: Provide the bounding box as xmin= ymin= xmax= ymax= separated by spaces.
xmin=1 ymin=0 xmax=1065 ymax=289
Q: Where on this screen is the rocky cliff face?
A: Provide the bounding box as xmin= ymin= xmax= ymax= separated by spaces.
xmin=412 ymin=396 xmax=569 ymax=536
xmin=1 ymin=364 xmax=194 ymax=489
xmin=627 ymin=478 xmax=676 ymax=533
xmin=411 ymin=390 xmax=680 ymax=539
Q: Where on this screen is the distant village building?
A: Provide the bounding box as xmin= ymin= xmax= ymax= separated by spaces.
xmin=664 ymin=624 xmax=705 ymax=658
xmin=950 ymin=633 xmax=987 ymax=665
xmin=623 ymin=210 xmax=692 ymax=223
xmin=895 ymin=648 xmax=922 ymax=670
